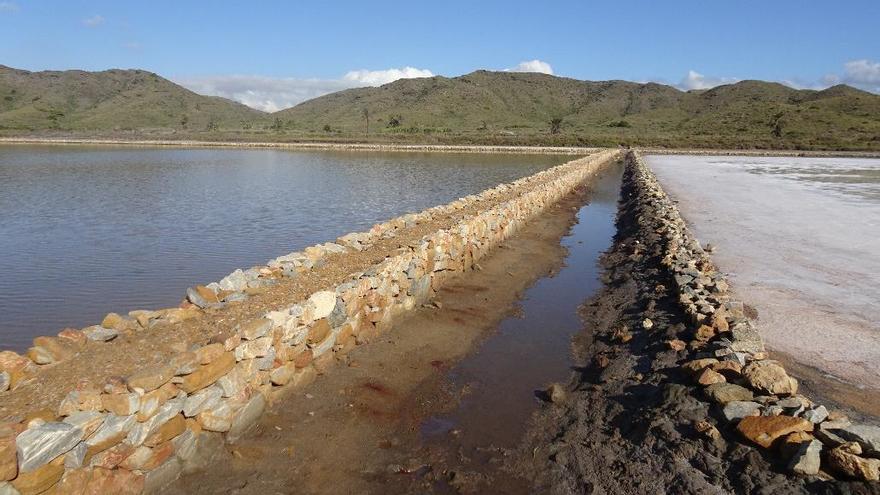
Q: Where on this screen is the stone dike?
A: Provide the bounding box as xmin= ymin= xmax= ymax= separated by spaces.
xmin=627 ymin=151 xmax=880 ymax=482
xmin=0 ymin=149 xmax=620 ymax=494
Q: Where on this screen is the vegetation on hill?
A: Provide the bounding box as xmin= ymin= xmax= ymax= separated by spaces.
xmin=2 ymin=66 xmax=879 ymax=150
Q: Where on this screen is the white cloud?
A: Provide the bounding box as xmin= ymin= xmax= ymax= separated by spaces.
xmin=176 ymin=66 xmax=434 ymax=112
xmin=83 ymin=14 xmax=104 ymax=27
xmin=342 ymin=67 xmax=433 ymax=86
xmin=841 ymin=59 xmax=880 ymax=92
xmin=678 ymin=70 xmax=739 ymax=91
xmin=0 ymin=1 xmax=18 ymax=12
xmin=508 ymin=59 xmax=554 ymax=75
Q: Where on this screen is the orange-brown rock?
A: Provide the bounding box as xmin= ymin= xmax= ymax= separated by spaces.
xmin=696 ymin=368 xmax=726 ymax=385
xmin=119 ymin=442 xmax=175 ymax=471
xmin=88 ymin=441 xmax=135 ymax=469
xmin=737 ymin=415 xmax=813 ymax=449
xmin=55 ymin=467 xmax=145 ymax=495
xmin=292 ymin=349 xmax=313 ymax=368
xmin=307 ymin=319 xmax=331 ymax=344
xmin=743 ymin=360 xmax=798 ymax=396
xmin=666 ymin=339 xmax=687 ymax=351
xmin=32 ymin=337 xmax=76 ymax=362
xmin=694 ymin=324 xmax=715 ymax=341
xmin=827 ymin=442 xmax=880 ymax=481
xmin=144 ymin=415 xmax=186 ymax=447
xmin=179 ymin=351 xmax=235 ymax=393
xmin=711 ymin=361 xmax=743 ymax=380
xmin=56 ymin=328 xmax=87 ymax=346
xmin=24 ymin=408 xmax=57 ymax=424
xmin=1 ymin=423 xmax=19 ymax=481
xmin=682 ymin=358 xmax=719 ymax=375
xmin=11 ymin=455 xmax=65 ymax=495
xmin=710 ymin=308 xmax=729 ymax=333
xmin=195 ymin=343 xmax=225 ymax=364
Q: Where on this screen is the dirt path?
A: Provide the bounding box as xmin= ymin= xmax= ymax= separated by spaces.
xmin=167 ymin=170 xmax=604 ymax=494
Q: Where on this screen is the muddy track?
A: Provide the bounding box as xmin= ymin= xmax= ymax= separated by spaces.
xmin=513 ymin=160 xmax=880 ymax=494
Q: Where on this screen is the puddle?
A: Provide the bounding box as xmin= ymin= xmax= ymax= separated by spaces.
xmin=419 ymin=162 xmax=623 ymax=451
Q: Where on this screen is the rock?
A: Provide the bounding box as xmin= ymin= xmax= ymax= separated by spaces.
xmin=197 ymin=400 xmax=236 ymax=432
xmin=183 ymin=386 xmax=223 ymax=418
xmin=169 ymin=352 xmax=200 ymax=375
xmin=186 ymin=285 xmax=219 ymax=308
xmin=736 ymin=415 xmax=813 ymax=449
xmin=743 ymin=361 xmax=798 ymax=396
xmin=269 ymin=363 xmax=297 ymax=386
xmin=802 ymin=405 xmax=829 ymax=424
xmin=119 ymin=442 xmax=174 ymax=471
xmin=144 ymin=456 xmax=183 ymax=493
xmin=238 ymin=318 xmax=272 ymax=341
xmin=218 ymin=269 xmax=248 ymax=292
xmin=234 ymin=336 xmax=272 ymax=360
xmin=307 ymin=319 xmax=332 ymax=345
xmin=694 ymin=324 xmax=715 ymax=341
xmin=216 ymin=368 xmax=247 ymax=398
xmin=62 ymin=467 xmax=144 ymax=495
xmin=57 ymin=390 xmax=102 ymax=416
xmin=833 ymin=423 xmax=880 ymax=455
xmin=102 ymin=393 xmax=140 ymax=416
xmin=84 ymin=414 xmax=136 ymax=455
xmin=101 ymin=313 xmax=134 ymax=331
xmin=9 ymin=456 xmax=64 ymax=495
xmin=128 ymin=364 xmax=175 ymax=392
xmin=179 ymin=352 xmax=235 ymax=393
xmin=61 ymin=411 xmax=105 ymax=439
xmin=788 ymin=439 xmax=822 ymax=476
xmin=1 ymin=425 xmax=18 ymax=481
xmin=542 ymin=383 xmax=566 ymax=403
xmin=126 ymin=399 xmax=184 ymax=447
xmin=82 ymin=325 xmax=118 ymax=342
xmin=722 ymin=401 xmax=762 ymax=422
xmin=15 ymin=422 xmax=83 ymax=472
xmin=0 ymin=372 xmax=8 ymax=393
xmin=88 ymin=442 xmax=135 ymax=469
xmin=642 ymin=318 xmax=653 ymax=330
xmin=681 ymin=358 xmax=718 ymax=375
xmin=227 ymin=394 xmax=266 ymax=443
xmin=171 ymin=428 xmax=198 ymax=462
xmin=827 ymin=442 xmax=880 ymax=481
xmin=666 ymin=339 xmax=686 ymax=351
xmin=194 ymin=343 xmax=225 ymax=364
xmin=696 ymin=368 xmax=726 ymax=385
xmin=144 ymin=415 xmax=186 ymax=447
xmin=711 ymin=360 xmax=742 ymax=380
xmin=705 ymin=383 xmax=754 ymax=405
xmin=309 ymin=291 xmax=337 ymax=320
xmin=63 ymin=441 xmax=87 ymax=469
xmin=32 ymin=337 xmax=75 ymax=362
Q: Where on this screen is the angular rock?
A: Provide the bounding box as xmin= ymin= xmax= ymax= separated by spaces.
xmin=127 ymin=364 xmax=175 ymax=392
xmin=0 ymin=482 xmax=17 ymax=495
xmin=144 ymin=456 xmax=183 ymax=493
xmin=197 ymin=400 xmax=236 ymax=432
xmin=63 ymin=441 xmax=87 ymax=469
xmin=238 ymin=318 xmax=272 ymax=341
xmin=144 ymin=415 xmax=186 ymax=447
xmin=179 ymin=352 xmax=235 ymax=393
xmin=88 ymin=442 xmax=136 ymax=469
xmin=743 ymin=360 xmax=798 ymax=396
xmin=61 ymin=411 xmax=105 ymax=439
xmin=195 ymin=343 xmax=225 ymax=364
xmin=216 ymin=367 xmax=246 ymax=398
xmin=234 ymin=336 xmax=272 ymax=361
xmin=788 ymin=439 xmax=822 ymax=476
xmin=85 ymin=414 xmax=136 ymax=455
xmin=186 ymin=285 xmax=219 ymax=308
xmin=309 ymin=291 xmax=337 ymax=320
xmin=227 ymin=394 xmax=266 ymax=443
xmin=218 ymin=269 xmax=248 ymax=292
xmin=169 ymin=351 xmax=200 ymax=375
xmin=9 ymin=456 xmax=64 ymax=495
xmin=802 ymin=405 xmax=829 ymax=424
xmin=0 ymin=425 xmax=18 ymax=481
xmin=831 ymin=423 xmax=880 ymax=455
xmin=827 ymin=442 xmax=880 ymax=481
xmin=126 ymin=398 xmax=183 ymax=447
xmin=0 ymin=373 xmax=8 ymax=393
xmin=737 ymin=415 xmax=813 ymax=449
xmin=119 ymin=442 xmax=174 ymax=471
xmin=705 ymin=383 xmax=754 ymax=405
xmin=722 ymin=401 xmax=762 ymax=422
xmin=183 ymin=385 xmax=223 ymax=418
xmin=102 ymin=393 xmax=140 ymax=416
xmin=82 ymin=325 xmax=118 ymax=342
xmin=696 ymin=368 xmax=726 ymax=385
xmin=15 ymin=422 xmax=83 ymax=472
xmin=171 ymin=428 xmax=198 ymax=462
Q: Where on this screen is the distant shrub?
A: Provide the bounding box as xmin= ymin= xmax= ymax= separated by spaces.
xmin=549 ymin=117 xmax=563 ymax=134
xmin=608 ymin=120 xmax=631 ymax=128
xmin=323 ymin=124 xmax=332 ymax=132
xmin=387 ymin=116 xmax=402 ymax=128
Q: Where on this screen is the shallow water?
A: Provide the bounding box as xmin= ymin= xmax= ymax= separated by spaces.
xmin=647 ymin=154 xmax=880 ymax=389
xmin=0 ymin=145 xmax=567 ymax=350
xmin=420 ymin=162 xmax=623 ymax=450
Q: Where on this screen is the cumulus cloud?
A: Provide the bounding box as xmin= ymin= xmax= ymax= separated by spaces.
xmin=508 ymin=59 xmax=554 ymax=74
xmin=83 ymin=14 xmax=104 ymax=27
xmin=840 ymin=59 xmax=880 ymax=92
xmin=0 ymin=2 xmax=19 ymax=12
xmin=678 ymin=70 xmax=739 ymax=90
xmin=342 ymin=67 xmax=434 ymax=86
xmin=176 ymin=66 xmax=435 ymax=112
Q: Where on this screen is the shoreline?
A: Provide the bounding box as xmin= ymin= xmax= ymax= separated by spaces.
xmin=3 ymin=137 xmax=880 ymax=158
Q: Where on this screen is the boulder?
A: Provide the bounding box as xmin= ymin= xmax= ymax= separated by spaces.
xmin=309 ymin=291 xmax=337 ymax=320
xmin=9 ymin=456 xmax=64 ymax=495
xmin=833 ymin=424 xmax=880 ymax=455
xmin=101 ymin=393 xmax=140 ymax=416
xmin=227 ymin=394 xmax=266 ymax=443
xmin=179 ymin=352 xmax=235 ymax=393
xmin=238 ymin=318 xmax=271 ymax=341
xmin=81 ymin=325 xmax=118 ymax=342
xmin=737 ymin=415 xmax=813 ymax=449
xmin=705 ymin=383 xmax=754 ymax=405
xmin=195 ymin=343 xmax=225 ymax=364
xmin=743 ymin=361 xmax=798 ymax=396
xmin=127 ymin=364 xmax=175 ymax=392
xmin=0 ymin=424 xmax=18 ymax=481
xmin=696 ymin=368 xmax=726 ymax=386
xmin=722 ymin=401 xmax=762 ymax=422
xmin=15 ymin=422 xmax=83 ymax=472
xmin=186 ymin=285 xmax=219 ymax=308
xmin=827 ymin=442 xmax=880 ymax=481
xmin=788 ymin=439 xmax=822 ymax=476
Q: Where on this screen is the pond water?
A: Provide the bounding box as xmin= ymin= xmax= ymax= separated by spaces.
xmin=0 ymin=145 xmax=567 ymax=350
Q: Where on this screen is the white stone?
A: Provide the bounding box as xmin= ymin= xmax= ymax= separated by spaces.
xmin=64 ymin=441 xmax=88 ymax=469
xmin=227 ymin=394 xmax=266 ymax=443
xmin=126 ymin=398 xmax=184 ymax=446
xmin=183 ymin=385 xmax=224 ymax=418
xmin=0 ymin=371 xmax=9 ymax=392
xmin=171 ymin=428 xmax=198 ymax=462
xmin=16 ymin=422 xmax=83 ymax=472
xmin=234 ymin=337 xmax=272 ymax=361
xmin=308 ymin=291 xmax=337 ymax=320
xmin=218 ymin=269 xmax=248 ymax=292
xmin=82 ymin=325 xmax=118 ymax=342
xmin=85 ymin=414 xmax=136 ymax=447
xmin=0 ymin=482 xmax=20 ymax=495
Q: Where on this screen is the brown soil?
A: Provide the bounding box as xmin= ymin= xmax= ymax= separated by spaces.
xmin=0 ymin=154 xmax=595 ymax=421
xmin=167 ymin=174 xmax=597 ymax=494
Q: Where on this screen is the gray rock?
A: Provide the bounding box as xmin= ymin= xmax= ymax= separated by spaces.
xmin=254 ymin=346 xmax=276 ymax=371
xmin=837 ymin=424 xmax=880 ymax=455
xmin=171 ymin=428 xmax=198 ymax=462
xmin=127 ymin=398 xmax=184 ymax=446
xmin=82 ymin=325 xmax=118 ymax=342
xmin=15 ymin=421 xmax=83 ymax=472
xmin=183 ymin=385 xmax=223 ymax=417
xmin=64 ymin=441 xmax=88 ymax=469
xmin=85 ymin=414 xmax=136 ymax=447
xmin=789 ymin=439 xmax=822 ymax=475
xmin=144 ymin=456 xmax=183 ymax=494
xmin=180 ymin=432 xmax=227 ymax=474
xmin=222 ymin=291 xmax=248 ymax=303
xmin=218 ymin=269 xmax=248 ymax=292
xmin=185 ymin=287 xmax=217 ymax=309
xmin=0 ymin=371 xmax=9 ymax=392
xmin=722 ymin=401 xmax=762 ymax=422
xmin=0 ymin=481 xmax=21 ymax=495
xmin=803 ymin=405 xmax=829 ymax=424
xmin=816 ymin=425 xmax=848 ymax=448
xmin=227 ymin=394 xmax=266 ymax=443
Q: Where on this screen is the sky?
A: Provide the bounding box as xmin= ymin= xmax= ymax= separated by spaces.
xmin=2 ymin=0 xmax=879 ymax=112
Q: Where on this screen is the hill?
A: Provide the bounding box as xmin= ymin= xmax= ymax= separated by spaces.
xmin=2 ymin=65 xmax=879 ymax=150
xmin=275 ymin=71 xmax=880 ymax=150
xmin=0 ymin=65 xmax=264 ymax=132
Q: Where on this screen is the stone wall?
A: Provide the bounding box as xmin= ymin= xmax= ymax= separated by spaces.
xmin=626 ymin=151 xmax=879 ymax=482
xmin=0 ymin=150 xmax=620 ymax=494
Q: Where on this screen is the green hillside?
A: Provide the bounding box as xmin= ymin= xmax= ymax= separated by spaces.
xmin=0 ymin=65 xmax=264 ymax=132
xmin=275 ymin=71 xmax=880 ymax=150
xmin=1 ymin=65 xmax=878 ymax=150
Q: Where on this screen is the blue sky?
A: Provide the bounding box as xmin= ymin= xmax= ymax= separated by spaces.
xmin=2 ymin=1 xmax=879 ymax=111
